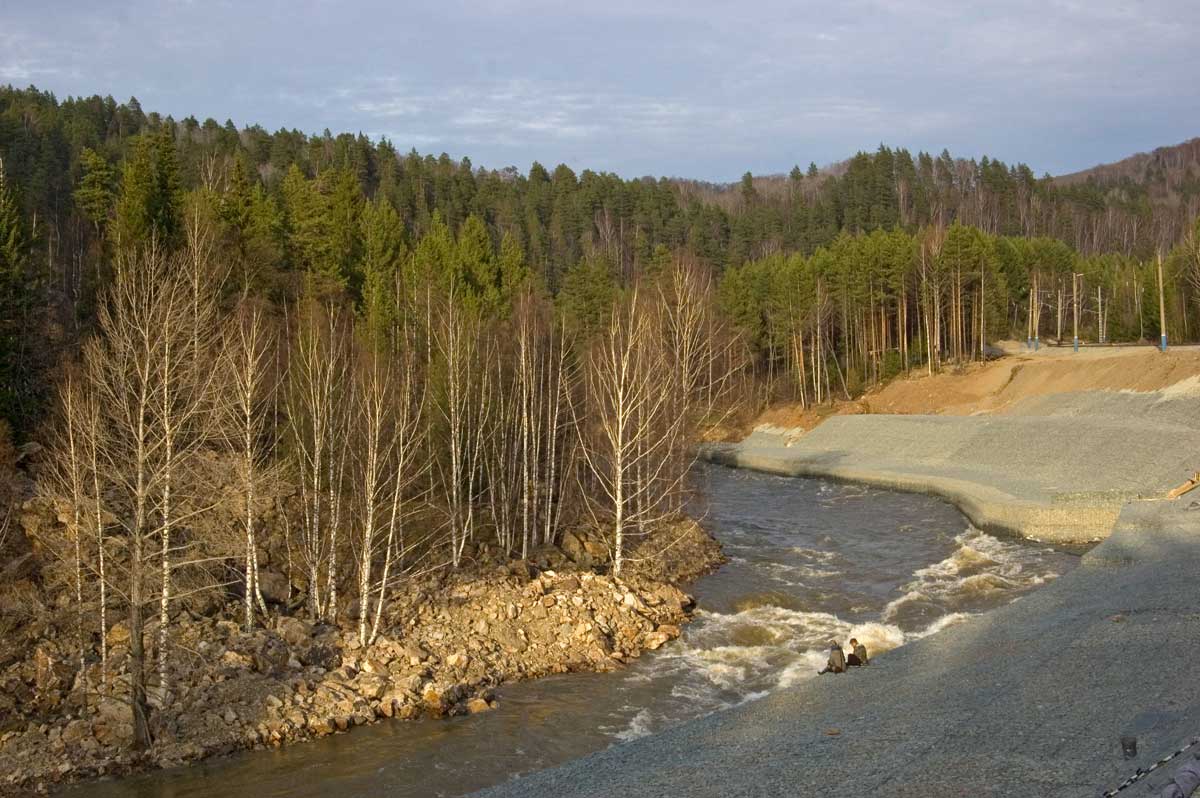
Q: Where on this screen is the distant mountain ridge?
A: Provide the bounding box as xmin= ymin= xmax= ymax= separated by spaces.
xmin=1053 ymin=137 xmax=1200 ymax=188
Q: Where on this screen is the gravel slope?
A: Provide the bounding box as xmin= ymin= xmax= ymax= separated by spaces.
xmin=474 ymin=386 xmax=1200 ymax=798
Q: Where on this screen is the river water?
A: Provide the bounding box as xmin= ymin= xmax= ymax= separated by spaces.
xmin=72 ymin=465 xmax=1078 ymax=798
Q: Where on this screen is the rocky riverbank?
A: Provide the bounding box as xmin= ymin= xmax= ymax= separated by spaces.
xmin=0 ymin=520 xmax=724 ymax=796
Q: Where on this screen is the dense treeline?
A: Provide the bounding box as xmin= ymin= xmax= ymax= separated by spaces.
xmin=693 ymin=141 xmax=1200 ymax=262
xmin=719 ymin=224 xmax=1200 ymax=403
xmin=3 ymin=86 xmax=1200 ymax=434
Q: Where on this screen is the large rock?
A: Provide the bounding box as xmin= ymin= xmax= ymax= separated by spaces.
xmin=559 ymin=530 xmax=592 ymax=566
xmin=257 ymin=570 xmax=290 ymax=605
xmin=354 ymin=673 xmax=390 ymax=701
xmin=253 ymin=634 xmax=291 ymax=675
xmin=277 ymin=616 xmax=313 ymax=648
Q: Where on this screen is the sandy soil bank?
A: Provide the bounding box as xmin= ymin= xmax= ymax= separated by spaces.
xmin=757 ymin=345 xmax=1200 ymax=431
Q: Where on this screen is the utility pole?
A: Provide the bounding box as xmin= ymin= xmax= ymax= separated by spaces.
xmin=1026 ymin=274 xmax=1033 ymax=350
xmin=1072 ymin=272 xmax=1080 ymax=352
xmin=1033 ymin=273 xmax=1040 ymax=351
xmin=1157 ymin=250 xmax=1167 ymax=352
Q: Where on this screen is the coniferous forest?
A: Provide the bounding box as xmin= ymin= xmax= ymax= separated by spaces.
xmin=1 ymin=83 xmax=1200 ymax=785
xmin=3 ymin=86 xmax=1200 ymax=436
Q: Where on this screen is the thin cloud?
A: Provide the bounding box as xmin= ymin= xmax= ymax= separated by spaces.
xmin=0 ymin=0 xmax=1196 ymax=179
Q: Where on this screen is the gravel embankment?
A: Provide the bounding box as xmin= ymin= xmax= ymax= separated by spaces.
xmin=713 ymin=388 xmax=1200 ymax=543
xmin=475 ymin=386 xmax=1200 ymax=797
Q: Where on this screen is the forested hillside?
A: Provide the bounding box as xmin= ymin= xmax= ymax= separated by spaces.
xmin=2 ymin=85 xmax=1199 ymax=439
xmin=1 ymin=82 xmax=1200 ymax=785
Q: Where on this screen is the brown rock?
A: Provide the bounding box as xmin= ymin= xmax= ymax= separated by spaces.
xmin=276 ymin=616 xmax=313 ymax=648
xmin=466 ymin=697 xmax=492 ymax=714
xmin=643 ymin=631 xmax=671 ymax=651
xmin=354 ymin=673 xmax=390 ymax=701
xmin=257 ymin=570 xmax=290 ymax=605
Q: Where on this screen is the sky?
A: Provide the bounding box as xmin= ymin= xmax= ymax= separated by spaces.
xmin=2 ymin=0 xmax=1198 ymax=181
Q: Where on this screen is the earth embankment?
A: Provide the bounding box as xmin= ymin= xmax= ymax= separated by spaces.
xmin=475 ymin=349 xmax=1200 ymax=797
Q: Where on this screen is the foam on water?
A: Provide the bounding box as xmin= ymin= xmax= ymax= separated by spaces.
xmin=883 ymin=526 xmax=1059 ymax=622
xmin=614 ymin=708 xmax=655 ymax=742
xmin=615 ymin=523 xmax=1065 ymax=737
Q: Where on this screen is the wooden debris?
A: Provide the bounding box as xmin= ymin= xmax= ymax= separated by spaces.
xmin=1166 ymin=473 xmax=1200 ymax=500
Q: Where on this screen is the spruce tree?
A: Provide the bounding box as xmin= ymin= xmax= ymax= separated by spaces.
xmin=0 ymin=159 xmax=32 ymax=429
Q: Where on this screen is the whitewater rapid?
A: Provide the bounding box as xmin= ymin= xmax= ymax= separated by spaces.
xmin=601 ymin=474 xmax=1076 ymax=743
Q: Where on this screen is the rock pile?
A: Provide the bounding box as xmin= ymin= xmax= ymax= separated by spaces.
xmin=0 ymin=519 xmax=723 ymax=795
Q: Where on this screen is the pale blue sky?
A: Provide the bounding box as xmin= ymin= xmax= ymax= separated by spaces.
xmin=3 ymin=0 xmax=1198 ymax=180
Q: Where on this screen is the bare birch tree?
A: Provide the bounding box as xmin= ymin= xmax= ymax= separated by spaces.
xmin=577 ymin=290 xmax=688 ymax=576
xmin=222 ymin=298 xmax=277 ymax=630
xmin=351 ymin=333 xmax=427 ymax=646
xmin=285 ymin=298 xmax=351 ymax=623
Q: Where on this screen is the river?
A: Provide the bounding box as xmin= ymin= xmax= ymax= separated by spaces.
xmin=69 ymin=465 xmax=1078 ymax=798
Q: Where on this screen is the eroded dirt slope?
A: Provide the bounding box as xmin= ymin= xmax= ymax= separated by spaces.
xmin=757 ymin=345 xmax=1200 ymax=430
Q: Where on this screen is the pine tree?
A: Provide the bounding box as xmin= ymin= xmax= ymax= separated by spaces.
xmin=359 ymin=195 xmax=405 ymax=338
xmin=113 ymin=130 xmax=183 ymax=249
xmin=0 ymin=158 xmax=33 ymax=429
xmin=74 ymin=148 xmax=116 ymax=236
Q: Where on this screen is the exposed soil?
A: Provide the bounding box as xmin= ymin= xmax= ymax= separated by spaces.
xmin=755 ymin=345 xmax=1200 ymax=430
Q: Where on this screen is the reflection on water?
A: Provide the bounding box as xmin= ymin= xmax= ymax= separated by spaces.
xmin=67 ymin=465 xmax=1078 ymax=798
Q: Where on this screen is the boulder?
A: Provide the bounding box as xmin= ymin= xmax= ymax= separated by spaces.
xmin=276 ymin=616 xmax=313 ymax=648
xmin=253 ymin=634 xmax=291 ymax=676
xmin=466 ymin=697 xmax=492 ymax=714
xmin=257 ymin=570 xmax=290 ymax=605
xmin=558 ymin=531 xmax=591 ymax=566
xmin=299 ymin=643 xmax=339 ymax=671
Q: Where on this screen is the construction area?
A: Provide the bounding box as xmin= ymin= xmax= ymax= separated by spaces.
xmin=479 ymin=344 xmax=1200 ymax=797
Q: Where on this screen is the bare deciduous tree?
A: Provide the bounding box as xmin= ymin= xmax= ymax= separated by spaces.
xmin=286 ymin=298 xmax=352 ymax=623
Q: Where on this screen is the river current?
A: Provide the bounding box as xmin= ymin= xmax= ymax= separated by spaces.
xmin=72 ymin=465 xmax=1078 ymax=798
